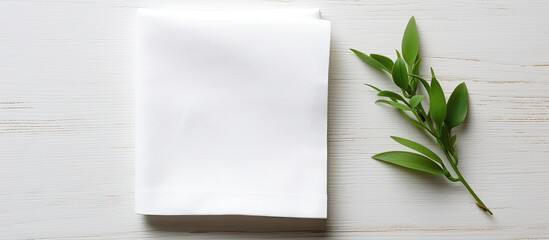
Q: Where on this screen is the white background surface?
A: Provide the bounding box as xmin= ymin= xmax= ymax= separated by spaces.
xmin=1 ymin=0 xmax=548 ymax=239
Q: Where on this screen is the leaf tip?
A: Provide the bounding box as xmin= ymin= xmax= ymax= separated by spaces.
xmin=389 ymin=136 xmax=399 ymax=140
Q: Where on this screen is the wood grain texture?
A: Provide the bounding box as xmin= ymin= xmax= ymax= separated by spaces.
xmin=1 ymin=0 xmax=548 ymax=239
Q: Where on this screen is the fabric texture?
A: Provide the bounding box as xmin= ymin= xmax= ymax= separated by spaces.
xmin=135 ymin=8 xmax=330 ymax=219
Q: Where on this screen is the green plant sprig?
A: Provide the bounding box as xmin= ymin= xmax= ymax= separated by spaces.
xmin=351 ymin=16 xmax=492 ymax=215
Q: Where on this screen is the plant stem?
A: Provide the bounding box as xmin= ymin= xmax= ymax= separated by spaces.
xmin=435 ymin=130 xmax=493 ymax=215
xmin=416 ymin=106 xmax=493 ymax=215
xmin=407 ymin=73 xmax=491 ymax=215
xmin=447 ymin=154 xmax=493 ymax=215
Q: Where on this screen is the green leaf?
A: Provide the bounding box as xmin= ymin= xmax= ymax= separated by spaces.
xmin=400 ymin=110 xmax=425 ymax=129
xmin=353 ymin=16 xmax=493 ymax=215
xmin=430 ymin=67 xmax=437 ymax=79
xmin=402 ymin=16 xmax=419 ymax=66
xmin=372 ymin=151 xmax=444 ymax=175
xmin=350 ymin=49 xmax=389 ymax=72
xmin=409 ymin=73 xmax=425 ymax=80
xmin=445 ymin=83 xmax=469 ymax=128
xmin=412 ymin=56 xmax=422 ymax=75
xmin=378 ymin=90 xmax=405 ymax=102
xmin=440 ymin=124 xmax=452 ymax=149
xmin=451 ymin=135 xmax=457 ymax=146
xmin=370 ymin=54 xmax=394 ymax=71
xmin=409 ymin=95 xmax=424 ymax=108
xmin=428 ymin=69 xmax=446 ymax=126
xmin=376 ymin=99 xmax=412 ymax=111
xmin=408 ymin=75 xmax=418 ymax=93
xmin=364 ymin=83 xmax=381 ymax=92
xmin=410 ymin=73 xmax=430 ymax=94
xmin=390 ymin=136 xmax=443 ymax=165
xmin=392 ymin=57 xmax=409 ymax=90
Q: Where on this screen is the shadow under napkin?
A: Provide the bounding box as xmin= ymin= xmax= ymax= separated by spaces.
xmin=145 ymin=215 xmax=326 ymax=233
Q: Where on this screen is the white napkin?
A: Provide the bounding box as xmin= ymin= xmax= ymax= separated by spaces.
xmin=135 ymin=8 xmax=330 ymax=219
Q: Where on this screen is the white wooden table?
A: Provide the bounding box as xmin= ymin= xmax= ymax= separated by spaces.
xmin=1 ymin=0 xmax=548 ymax=239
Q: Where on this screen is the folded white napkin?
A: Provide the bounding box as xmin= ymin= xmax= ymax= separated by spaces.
xmin=135 ymin=8 xmax=330 ymax=219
